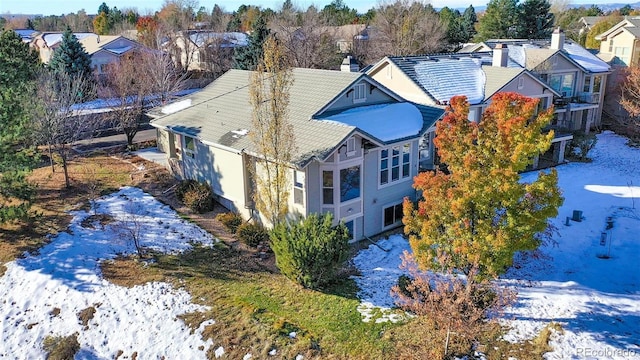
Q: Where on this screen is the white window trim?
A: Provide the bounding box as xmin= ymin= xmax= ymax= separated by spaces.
xmin=293 ymin=169 xmax=305 ymax=206
xmin=320 ymin=158 xmax=363 ymax=212
xmin=183 ymin=135 xmax=196 ymax=158
xmin=346 ymin=137 xmax=356 ymax=156
xmin=378 ymin=143 xmax=413 ymax=189
xmin=382 ymin=201 xmax=404 ymax=230
xmin=353 ymin=83 xmax=366 ymax=103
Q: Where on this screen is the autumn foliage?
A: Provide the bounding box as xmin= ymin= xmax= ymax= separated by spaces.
xmin=403 ymin=93 xmax=563 ymax=278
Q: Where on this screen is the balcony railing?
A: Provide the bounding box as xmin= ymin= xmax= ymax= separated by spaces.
xmin=577 ymin=92 xmax=600 ymax=104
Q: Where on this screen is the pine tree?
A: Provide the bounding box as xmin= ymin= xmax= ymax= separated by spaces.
xmin=516 ymin=0 xmax=554 ymax=39
xmin=461 ymin=5 xmax=478 ymax=42
xmin=0 ymin=30 xmax=39 ymax=223
xmin=233 ymin=15 xmax=270 ymax=70
xmin=403 ymin=93 xmax=564 ymax=278
xmin=48 ymin=27 xmax=95 ymax=99
xmin=476 ymin=0 xmax=519 ymax=41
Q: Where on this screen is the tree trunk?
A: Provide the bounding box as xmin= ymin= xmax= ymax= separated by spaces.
xmin=61 ymin=155 xmax=70 ymax=188
xmin=48 ymin=144 xmax=55 ymax=173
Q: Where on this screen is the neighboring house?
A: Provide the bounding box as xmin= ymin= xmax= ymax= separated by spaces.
xmin=578 ymin=16 xmax=606 ymax=36
xmin=277 ymin=24 xmax=368 ymax=54
xmin=13 ymin=29 xmax=39 ymax=43
xmin=32 ymin=32 xmax=97 ymax=64
xmin=31 ymin=32 xmax=143 ymax=75
xmin=78 ymin=35 xmax=142 ymax=75
xmin=148 ymin=68 xmax=444 ymax=240
xmin=367 ymin=48 xmax=568 ymax=170
xmin=595 ymin=17 xmax=640 ymax=66
xmin=166 ymin=30 xmax=248 ymax=71
xmin=460 ymin=29 xmax=611 ymax=135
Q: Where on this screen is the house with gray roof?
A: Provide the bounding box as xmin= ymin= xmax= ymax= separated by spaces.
xmin=167 ymin=30 xmax=248 ymax=71
xmin=149 ymin=68 xmax=444 ymax=240
xmin=366 ymin=46 xmax=570 ymax=170
xmin=459 ymin=29 xmax=611 ymax=136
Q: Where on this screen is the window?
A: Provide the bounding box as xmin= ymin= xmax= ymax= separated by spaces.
xmin=184 ymin=135 xmax=196 ymax=158
xmin=583 ymin=75 xmax=591 ymax=93
xmin=346 ymin=137 xmax=356 ymax=156
xmin=614 ymin=47 xmax=631 ymax=65
xmin=549 ymin=74 xmax=574 ymax=97
xmin=386 ymin=65 xmax=392 ymax=79
xmin=517 ymin=77 xmax=524 ymax=89
xmin=340 ymin=166 xmax=360 ymax=202
xmin=609 ymin=39 xmax=613 ymax=53
xmin=593 ymin=75 xmax=602 ymax=93
xmin=353 ymin=83 xmax=366 ymax=103
xmin=322 ymin=170 xmax=333 ymax=204
xmin=380 ymin=143 xmax=411 ymax=186
xmin=294 ymin=170 xmax=305 ymax=205
xmin=383 ymin=203 xmax=403 ymax=227
xmin=345 ymin=220 xmax=354 ymax=238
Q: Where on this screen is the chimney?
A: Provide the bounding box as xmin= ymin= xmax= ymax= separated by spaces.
xmin=492 ymin=43 xmax=508 ymax=67
xmin=551 ymin=28 xmax=565 ymax=50
xmin=341 ymin=55 xmax=359 ymax=72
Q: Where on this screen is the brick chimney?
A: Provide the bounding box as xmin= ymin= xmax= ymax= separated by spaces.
xmin=551 ymin=28 xmax=565 ymax=50
xmin=492 ymin=43 xmax=508 ymax=67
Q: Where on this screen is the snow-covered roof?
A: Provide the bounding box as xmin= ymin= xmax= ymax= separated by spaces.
xmin=321 ymin=103 xmax=423 ymax=142
xmin=414 ymin=58 xmax=485 ymax=105
xmin=43 ymin=32 xmax=97 ymax=47
xmin=562 ymin=42 xmax=611 ymax=73
xmin=104 ymin=45 xmax=134 ymax=55
xmin=188 ymin=31 xmax=248 ymax=48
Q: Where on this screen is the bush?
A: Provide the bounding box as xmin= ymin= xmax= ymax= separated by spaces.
xmin=569 ymin=131 xmax=597 ymax=161
xmin=175 ymin=179 xmax=198 ymax=202
xmin=236 ymin=222 xmax=269 ymax=247
xmin=215 ymin=212 xmax=243 ymax=233
xmin=42 ymin=333 xmax=80 ymax=360
xmin=270 ymin=213 xmax=350 ymax=289
xmin=176 ymin=180 xmax=214 ymax=213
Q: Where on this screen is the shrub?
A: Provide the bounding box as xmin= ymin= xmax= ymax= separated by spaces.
xmin=42 ymin=333 xmax=80 ymax=360
xmin=215 ymin=212 xmax=243 ymax=233
xmin=569 ymin=131 xmax=597 ymax=161
xmin=237 ymin=222 xmax=269 ymax=247
xmin=176 ymin=180 xmax=214 ymax=213
xmin=175 ymin=179 xmax=198 ymax=202
xmin=270 ymin=213 xmax=350 ymax=289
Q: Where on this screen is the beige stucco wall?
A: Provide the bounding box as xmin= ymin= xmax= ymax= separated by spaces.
xmin=368 ymin=62 xmax=434 ymax=105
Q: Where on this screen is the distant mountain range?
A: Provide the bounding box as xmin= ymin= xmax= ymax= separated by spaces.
xmin=452 ymin=2 xmax=640 ymax=12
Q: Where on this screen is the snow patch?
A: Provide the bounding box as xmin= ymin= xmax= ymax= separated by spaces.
xmin=161 ymin=99 xmax=192 ymax=114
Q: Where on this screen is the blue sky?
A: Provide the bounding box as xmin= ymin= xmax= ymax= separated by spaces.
xmin=0 ymin=0 xmax=629 ymax=16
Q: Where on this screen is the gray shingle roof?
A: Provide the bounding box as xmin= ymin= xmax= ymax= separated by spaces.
xmin=481 ymin=66 xmax=525 ymax=100
xmin=151 ymin=68 xmax=443 ymax=167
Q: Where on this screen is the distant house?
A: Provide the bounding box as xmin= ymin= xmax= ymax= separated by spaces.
xmin=367 ymin=49 xmax=568 ymax=170
xmin=166 ymin=30 xmax=248 ymax=71
xmin=31 ymin=32 xmax=143 ymax=75
xmin=595 ymin=17 xmax=640 ymax=66
xmin=460 ymin=29 xmax=611 ymax=135
xmin=32 ymin=32 xmax=97 ymax=64
xmin=12 ymin=29 xmax=39 ymax=43
xmin=148 ymin=68 xmax=443 ymax=240
xmin=276 ymin=24 xmax=368 ymax=54
xmin=578 ymin=16 xmax=606 ymax=36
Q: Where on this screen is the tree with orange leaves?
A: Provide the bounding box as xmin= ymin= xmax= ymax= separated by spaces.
xmin=403 ymin=93 xmax=563 ymax=278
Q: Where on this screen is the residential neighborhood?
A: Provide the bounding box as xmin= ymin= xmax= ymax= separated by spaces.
xmin=1 ymin=1 xmax=639 ymax=359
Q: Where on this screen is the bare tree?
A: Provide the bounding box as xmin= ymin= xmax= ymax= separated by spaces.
xmin=619 ymin=65 xmax=640 ymax=139
xmin=32 ymin=70 xmax=98 ymax=188
xmin=272 ymin=8 xmax=342 ymax=69
xmin=116 ymin=198 xmax=146 ymax=257
xmin=141 ymin=50 xmax=188 ymax=105
xmin=249 ymin=36 xmax=296 ymax=226
xmin=101 ymin=52 xmax=153 ymax=147
xmin=369 ymin=0 xmax=447 ymax=58
xmin=200 ymin=37 xmax=236 ymax=78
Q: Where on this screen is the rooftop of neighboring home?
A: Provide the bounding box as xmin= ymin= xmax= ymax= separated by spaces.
xmin=149 ymin=68 xmax=443 ymax=167
xmin=35 ymin=32 xmax=98 ymax=48
xmin=78 ymin=35 xmax=137 ymax=56
xmin=459 ymin=33 xmax=611 ymax=74
xmin=595 ymin=16 xmax=640 ymax=41
xmin=370 ymin=52 xmax=558 ymax=105
xmin=185 ymin=30 xmax=248 ymax=48
xmin=13 ymin=29 xmax=39 ymax=42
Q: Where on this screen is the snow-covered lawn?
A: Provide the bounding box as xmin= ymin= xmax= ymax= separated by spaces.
xmin=353 ymin=131 xmax=640 ymax=359
xmin=0 ymin=187 xmax=218 ymax=359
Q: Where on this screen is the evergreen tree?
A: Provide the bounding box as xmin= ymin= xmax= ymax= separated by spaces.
xmin=460 ymin=5 xmax=478 ymax=43
xmin=516 ymin=0 xmax=554 ymax=39
xmin=476 ymin=0 xmax=519 ymax=40
xmin=404 ymin=93 xmax=563 ymax=278
xmin=440 ymin=7 xmax=465 ymax=46
xmin=0 ymin=30 xmax=39 ymax=223
xmin=234 ymin=15 xmax=270 ymax=70
xmin=98 ymin=2 xmax=110 ymax=15
xmin=48 ymin=27 xmax=95 ymax=100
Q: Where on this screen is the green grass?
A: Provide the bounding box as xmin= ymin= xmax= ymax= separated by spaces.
xmin=146 ymin=245 xmax=398 ymax=359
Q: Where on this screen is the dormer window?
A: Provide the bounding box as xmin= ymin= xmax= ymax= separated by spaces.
xmin=346 ymin=137 xmax=356 ymax=156
xmin=353 ymin=83 xmax=366 ymax=103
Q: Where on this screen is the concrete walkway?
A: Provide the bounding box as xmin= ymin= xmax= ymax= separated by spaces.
xmin=133 ymin=147 xmax=169 ymax=168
